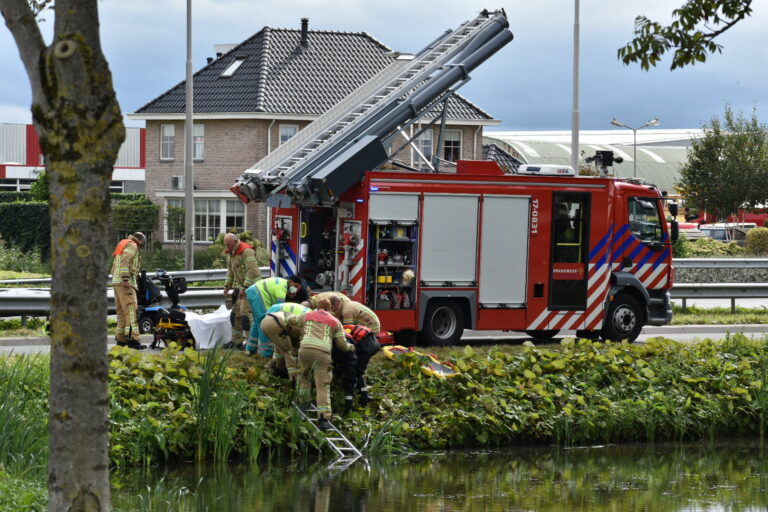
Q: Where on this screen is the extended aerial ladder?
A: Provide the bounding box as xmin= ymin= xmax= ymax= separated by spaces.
xmin=231 ymin=8 xmax=514 ymax=207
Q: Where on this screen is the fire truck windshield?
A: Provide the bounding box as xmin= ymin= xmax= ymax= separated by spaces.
xmin=628 ymin=197 xmax=664 ymax=245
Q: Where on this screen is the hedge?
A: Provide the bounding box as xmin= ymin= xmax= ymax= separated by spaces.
xmin=0 ymin=192 xmax=30 ymax=203
xmin=0 ymin=202 xmax=50 ymax=257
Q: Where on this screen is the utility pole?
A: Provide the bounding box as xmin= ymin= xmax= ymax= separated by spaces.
xmin=184 ymin=0 xmax=195 ymax=269
xmin=570 ymin=0 xmax=580 ymax=173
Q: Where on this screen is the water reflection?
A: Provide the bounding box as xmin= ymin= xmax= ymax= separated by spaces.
xmin=114 ymin=440 xmax=768 ymax=511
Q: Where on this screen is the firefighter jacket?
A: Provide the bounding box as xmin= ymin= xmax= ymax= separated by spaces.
xmin=340 ymin=301 xmax=381 ymax=334
xmin=111 ymin=238 xmax=141 ymax=289
xmin=299 ymin=309 xmax=350 ymax=354
xmin=307 ymin=291 xmax=351 ymax=309
xmin=224 ymin=242 xmax=259 ymax=290
xmin=266 ymin=303 xmax=310 ymax=341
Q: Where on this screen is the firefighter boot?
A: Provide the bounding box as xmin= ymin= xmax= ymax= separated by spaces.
xmin=359 ymin=391 xmax=370 ymax=407
xmin=344 ymin=396 xmax=354 ymax=414
xmin=115 ymin=333 xmax=127 ymax=347
xmin=126 ymin=339 xmax=147 ymax=350
xmin=317 ymin=417 xmax=334 ymax=431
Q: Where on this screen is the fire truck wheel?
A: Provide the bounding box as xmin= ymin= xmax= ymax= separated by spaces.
xmin=139 ymin=315 xmax=155 ymax=334
xmin=602 ymin=293 xmax=643 ymax=342
xmin=420 ymin=300 xmax=464 ymax=347
xmin=524 ymin=330 xmax=559 ymax=341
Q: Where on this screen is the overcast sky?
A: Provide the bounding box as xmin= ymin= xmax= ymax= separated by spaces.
xmin=1 ymin=1 xmax=766 ymax=131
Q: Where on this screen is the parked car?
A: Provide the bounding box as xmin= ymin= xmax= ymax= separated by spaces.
xmin=699 ymin=222 xmax=757 ymax=244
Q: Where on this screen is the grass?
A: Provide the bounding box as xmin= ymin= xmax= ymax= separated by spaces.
xmin=670 ymin=305 xmax=768 ymax=325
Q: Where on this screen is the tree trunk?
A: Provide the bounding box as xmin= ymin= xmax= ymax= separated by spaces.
xmin=41 ymin=44 xmax=124 ymax=512
xmin=1 ymin=1 xmax=124 ymax=510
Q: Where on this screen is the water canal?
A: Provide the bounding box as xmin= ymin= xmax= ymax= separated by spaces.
xmin=114 ymin=439 xmax=768 ymax=511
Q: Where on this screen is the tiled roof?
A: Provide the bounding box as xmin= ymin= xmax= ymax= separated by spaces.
xmin=135 ymin=26 xmax=493 ymax=121
xmin=482 ymin=143 xmax=522 ymax=173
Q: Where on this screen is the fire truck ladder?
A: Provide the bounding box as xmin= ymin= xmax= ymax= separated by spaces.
xmin=232 ymin=8 xmax=513 ymax=206
xmin=293 ymin=402 xmax=363 ymax=464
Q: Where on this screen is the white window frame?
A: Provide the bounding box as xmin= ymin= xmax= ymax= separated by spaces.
xmin=163 ymin=196 xmax=247 ymax=244
xmin=443 ymin=129 xmax=463 ymax=162
xmin=160 ymin=124 xmax=175 ymax=161
xmin=414 ymin=128 xmax=434 ymax=164
xmin=279 ymin=124 xmax=299 ymax=145
xmin=193 ymin=124 xmax=204 ymax=161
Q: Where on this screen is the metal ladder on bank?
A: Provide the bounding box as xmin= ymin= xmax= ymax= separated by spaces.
xmin=233 ymin=9 xmax=513 ymax=206
xmin=293 ymin=403 xmax=363 ymax=466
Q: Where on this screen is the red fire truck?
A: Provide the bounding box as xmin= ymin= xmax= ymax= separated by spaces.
xmin=231 ymin=9 xmax=678 ymax=344
xmin=263 ymin=163 xmax=677 ymax=345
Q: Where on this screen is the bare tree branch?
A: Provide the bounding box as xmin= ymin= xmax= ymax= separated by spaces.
xmin=0 ymin=0 xmax=46 ymax=104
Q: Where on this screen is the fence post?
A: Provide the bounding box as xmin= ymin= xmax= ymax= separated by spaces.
xmin=731 ymin=298 xmax=736 ymax=314
xmin=681 ymin=298 xmax=687 ymax=312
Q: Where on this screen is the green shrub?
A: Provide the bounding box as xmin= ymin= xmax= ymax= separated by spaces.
xmin=746 ymin=227 xmax=768 ymax=255
xmin=0 ymin=202 xmax=49 ymax=258
xmin=0 ymin=192 xmax=30 ymax=203
xmin=685 ymin=237 xmax=745 ymax=257
xmin=28 ymin=171 xmax=48 ymax=201
xmin=0 ymin=239 xmax=47 ymax=274
xmin=671 ymin=234 xmax=690 ymax=258
xmin=209 ymin=231 xmax=268 ymax=267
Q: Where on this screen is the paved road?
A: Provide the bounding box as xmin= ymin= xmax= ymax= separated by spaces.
xmin=1 ymin=324 xmax=766 ymax=354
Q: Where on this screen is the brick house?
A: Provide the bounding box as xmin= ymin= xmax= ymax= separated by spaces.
xmin=128 ymin=20 xmax=500 ymax=246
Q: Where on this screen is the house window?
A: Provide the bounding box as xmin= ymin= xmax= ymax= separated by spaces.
xmin=443 ymin=129 xmax=462 ymax=162
xmin=160 ymin=124 xmax=175 ymax=160
xmin=193 ymin=124 xmax=204 ymax=160
xmin=279 ymin=124 xmax=299 ymax=145
xmin=195 ymin=199 xmax=220 ymax=242
xmin=226 ymin=200 xmax=245 ymax=232
xmin=164 ymin=198 xmax=247 ymax=243
xmin=109 ymin=181 xmax=124 ymax=193
xmin=415 ymin=129 xmax=434 ymax=164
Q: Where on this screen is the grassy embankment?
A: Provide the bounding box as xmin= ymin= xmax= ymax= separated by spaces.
xmin=2 ymin=334 xmax=768 ymax=509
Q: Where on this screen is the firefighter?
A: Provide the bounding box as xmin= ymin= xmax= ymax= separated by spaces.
xmin=223 ymin=233 xmax=260 ymax=349
xmin=334 ymin=299 xmax=381 ymax=335
xmin=297 ymin=296 xmax=354 ymax=430
xmin=331 ymin=299 xmax=381 ymax=409
xmin=244 ymin=277 xmax=288 ymax=356
xmin=285 ymin=274 xmax=309 ymax=304
xmin=260 ymin=302 xmax=310 ymax=380
xmin=303 ymin=290 xmax=351 ymax=309
xmin=341 ymin=323 xmax=381 ymax=409
xmin=111 ymin=232 xmax=146 ymax=350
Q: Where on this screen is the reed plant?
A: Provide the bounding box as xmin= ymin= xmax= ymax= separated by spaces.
xmin=0 ymin=355 xmax=48 ymax=475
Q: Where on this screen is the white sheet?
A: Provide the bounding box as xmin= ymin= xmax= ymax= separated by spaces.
xmin=184 ymin=304 xmax=232 ymax=349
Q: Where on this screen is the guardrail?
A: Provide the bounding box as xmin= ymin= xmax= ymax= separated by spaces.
xmin=674 ymin=258 xmax=768 ymax=269
xmin=1 ymin=260 xmax=767 ymax=317
xmin=0 ymin=267 xmax=269 ymax=286
xmin=1 ymin=282 xmax=766 ymax=317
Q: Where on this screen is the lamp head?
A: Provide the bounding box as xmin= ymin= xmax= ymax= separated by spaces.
xmin=610 ymin=118 xmax=624 ymax=128
xmin=647 ymin=118 xmax=660 ymax=127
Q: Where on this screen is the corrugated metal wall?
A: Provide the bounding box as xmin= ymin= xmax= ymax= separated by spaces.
xmin=116 ymin=127 xmax=142 ymax=167
xmin=0 ymin=124 xmax=27 ymax=164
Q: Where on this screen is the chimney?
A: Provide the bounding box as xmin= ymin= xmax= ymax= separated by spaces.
xmin=300 ymin=18 xmax=309 ymax=50
xmin=216 ymin=52 xmax=223 ymax=58
xmin=207 ymin=57 xmax=213 ymax=64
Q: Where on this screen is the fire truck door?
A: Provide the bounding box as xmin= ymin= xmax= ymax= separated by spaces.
xmin=549 ymin=193 xmax=590 ymax=309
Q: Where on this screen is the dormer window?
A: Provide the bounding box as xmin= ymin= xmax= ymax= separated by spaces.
xmin=220 ymin=58 xmax=245 ymax=78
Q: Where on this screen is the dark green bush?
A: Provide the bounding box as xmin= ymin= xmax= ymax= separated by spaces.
xmin=0 ymin=202 xmax=49 ymax=258
xmin=0 ymin=239 xmax=47 ymax=274
xmin=0 ymin=192 xmax=30 ymax=203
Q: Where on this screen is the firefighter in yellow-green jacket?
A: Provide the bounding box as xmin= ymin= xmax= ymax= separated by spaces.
xmin=111 ymin=232 xmax=146 ymax=350
xmin=223 ymin=233 xmax=260 ymax=348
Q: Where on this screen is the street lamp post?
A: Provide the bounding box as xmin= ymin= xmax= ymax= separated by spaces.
xmin=609 ymin=118 xmax=660 ymax=177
